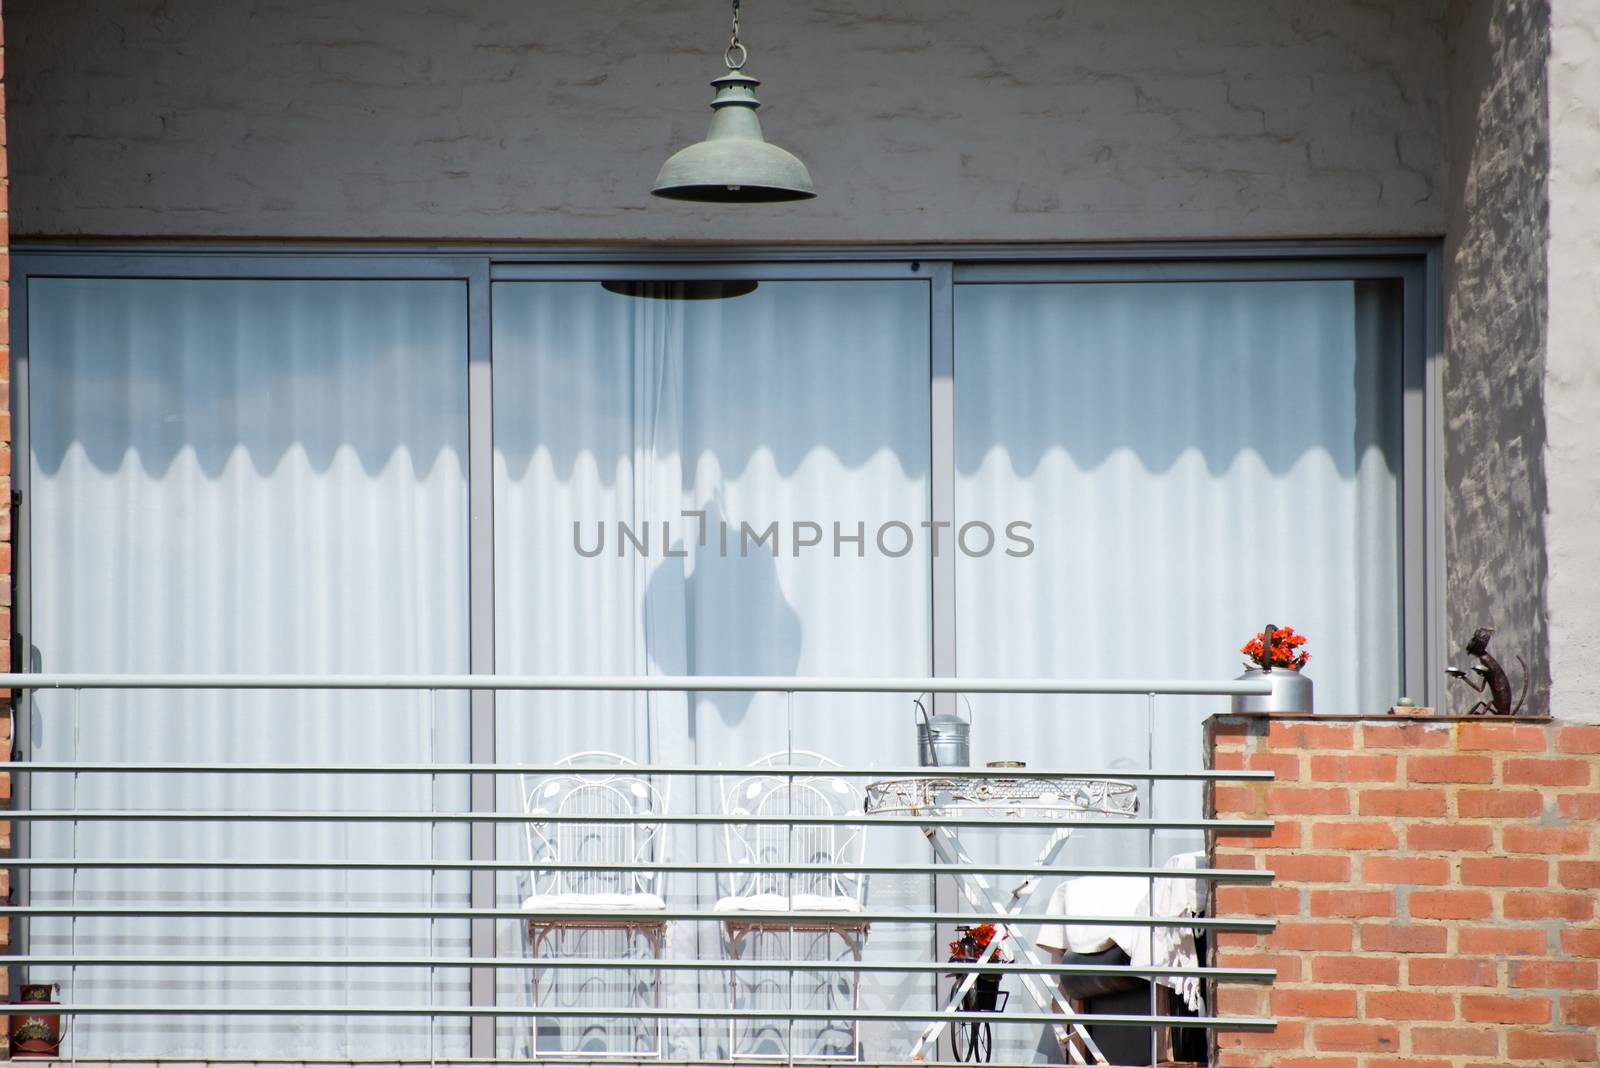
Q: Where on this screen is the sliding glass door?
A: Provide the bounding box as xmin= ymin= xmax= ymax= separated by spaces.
xmin=25 ymin=277 xmax=473 ymax=1058
xmin=490 ymin=278 xmax=934 ymax=1058
xmin=15 ymin=251 xmax=1425 ymax=1061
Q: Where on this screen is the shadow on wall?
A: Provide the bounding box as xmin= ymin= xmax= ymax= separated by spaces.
xmin=1442 ymin=0 xmax=1550 ymax=713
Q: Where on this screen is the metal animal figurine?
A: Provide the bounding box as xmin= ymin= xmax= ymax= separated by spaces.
xmin=1445 ymin=627 xmax=1528 ymax=716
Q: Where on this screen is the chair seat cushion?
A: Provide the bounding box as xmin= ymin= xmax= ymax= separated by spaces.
xmin=521 ymin=891 xmax=666 ymax=913
xmin=714 ymin=892 xmax=864 ymax=914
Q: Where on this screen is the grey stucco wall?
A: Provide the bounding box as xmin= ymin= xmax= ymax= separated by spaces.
xmin=1441 ymin=0 xmax=1550 ymax=715
xmin=1546 ymin=0 xmax=1600 ymax=725
xmin=9 ymin=0 xmax=1448 ymax=241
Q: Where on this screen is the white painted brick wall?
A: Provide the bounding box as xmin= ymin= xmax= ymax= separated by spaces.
xmin=1546 ymin=0 xmax=1600 ymax=724
xmin=9 ymin=0 xmax=1448 ymax=241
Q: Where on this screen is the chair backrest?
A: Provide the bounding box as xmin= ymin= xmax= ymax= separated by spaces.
xmin=520 ymin=752 xmax=668 ymax=899
xmin=719 ymin=750 xmax=866 ymax=905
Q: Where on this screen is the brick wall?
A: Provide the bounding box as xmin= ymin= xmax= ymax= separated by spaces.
xmin=1208 ymin=714 xmax=1600 ymax=1068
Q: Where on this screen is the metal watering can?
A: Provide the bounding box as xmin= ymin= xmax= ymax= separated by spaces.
xmin=914 ymin=695 xmax=973 ymax=767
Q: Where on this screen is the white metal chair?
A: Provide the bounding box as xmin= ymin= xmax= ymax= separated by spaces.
xmin=521 ymin=752 xmax=670 ymax=1059
xmin=717 ymin=751 xmax=869 ymax=1061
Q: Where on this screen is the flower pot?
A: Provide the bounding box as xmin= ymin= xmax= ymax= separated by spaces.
xmin=10 ymin=984 xmax=63 ymax=1058
xmin=962 ymin=972 xmax=1004 ymax=1012
xmin=1232 ymin=667 xmax=1314 ymax=714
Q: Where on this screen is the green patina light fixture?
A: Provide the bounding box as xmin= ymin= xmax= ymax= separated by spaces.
xmin=652 ymin=0 xmax=816 ymax=203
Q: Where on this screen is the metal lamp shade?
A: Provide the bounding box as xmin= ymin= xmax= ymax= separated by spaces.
xmin=652 ymin=68 xmax=815 ymax=203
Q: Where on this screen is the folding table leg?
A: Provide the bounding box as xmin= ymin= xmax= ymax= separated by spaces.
xmin=908 ymin=926 xmax=1007 ymax=1061
xmin=908 ymin=827 xmax=1110 ymax=1066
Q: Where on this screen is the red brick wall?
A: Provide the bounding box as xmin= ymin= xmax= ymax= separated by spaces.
xmin=1208 ymin=714 xmax=1600 ymax=1068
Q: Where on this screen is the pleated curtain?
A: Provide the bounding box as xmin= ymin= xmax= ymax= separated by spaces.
xmin=27 ymin=278 xmax=473 ymax=1059
xmin=26 ymin=273 xmax=1401 ymax=1061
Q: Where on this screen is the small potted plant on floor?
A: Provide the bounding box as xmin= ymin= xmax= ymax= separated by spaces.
xmin=948 ymin=923 xmax=1009 ymax=1011
xmin=946 ymin=924 xmax=1011 ymax=1061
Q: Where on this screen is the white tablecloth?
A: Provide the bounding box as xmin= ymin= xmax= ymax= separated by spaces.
xmin=1036 ymin=850 xmax=1207 ymax=1011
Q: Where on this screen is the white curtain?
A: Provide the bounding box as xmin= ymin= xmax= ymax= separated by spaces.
xmin=491 ymin=280 xmax=934 ymax=1060
xmin=952 ymin=279 xmax=1400 ymax=1063
xmin=25 ymin=271 xmax=1405 ymax=1064
xmin=26 ymin=278 xmax=473 ymax=1058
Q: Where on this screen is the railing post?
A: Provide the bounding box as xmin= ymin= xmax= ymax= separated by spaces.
xmin=1147 ymin=691 xmax=1158 ymax=1068
xmin=69 ymin=687 xmax=81 ymax=1065
xmin=427 ymin=687 xmax=439 ymax=1068
xmin=469 ymin=684 xmax=496 ymax=1058
xmin=465 ymin=255 xmax=497 ymax=1059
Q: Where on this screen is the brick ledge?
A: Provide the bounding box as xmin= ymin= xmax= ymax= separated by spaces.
xmin=1210 ymin=711 xmax=1554 ymax=723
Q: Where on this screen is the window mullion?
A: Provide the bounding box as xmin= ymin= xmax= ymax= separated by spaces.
xmin=464 ymin=258 xmax=498 ymax=1057
xmin=929 ymin=263 xmax=957 ymax=688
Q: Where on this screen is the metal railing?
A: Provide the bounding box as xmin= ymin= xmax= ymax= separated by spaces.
xmin=0 ymin=673 xmax=1278 ymax=1066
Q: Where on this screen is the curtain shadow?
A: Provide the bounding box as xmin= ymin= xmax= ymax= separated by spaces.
xmin=28 ymin=278 xmax=467 ymax=480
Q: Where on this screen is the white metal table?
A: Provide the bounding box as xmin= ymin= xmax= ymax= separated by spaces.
xmin=863 ymin=775 xmax=1140 ymax=1064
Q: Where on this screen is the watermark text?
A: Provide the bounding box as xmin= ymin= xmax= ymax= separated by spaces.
xmin=573 ymin=512 xmax=1034 ymax=559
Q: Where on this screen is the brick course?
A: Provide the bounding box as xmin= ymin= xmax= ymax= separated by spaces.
xmin=1209 ymin=714 xmax=1600 ymax=1068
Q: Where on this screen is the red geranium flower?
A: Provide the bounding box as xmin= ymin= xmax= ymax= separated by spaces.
xmin=1242 ymin=626 xmax=1310 ymax=671
xmin=949 ymin=923 xmax=1010 ymax=962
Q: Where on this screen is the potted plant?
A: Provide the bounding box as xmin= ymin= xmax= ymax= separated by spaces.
xmin=1232 ymin=623 xmax=1315 ymax=713
xmin=10 ymin=983 xmax=64 ymax=1058
xmin=947 ymin=923 xmax=1009 ymax=1011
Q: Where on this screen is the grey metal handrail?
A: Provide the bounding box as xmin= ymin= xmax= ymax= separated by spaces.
xmin=4 ymin=761 xmax=1269 ymax=778
xmin=0 ymin=955 xmax=1272 ymax=978
xmin=0 ymin=905 xmax=1271 ymax=929
xmin=0 ymin=671 xmax=1273 ymax=693
xmin=3 ymin=810 xmax=1266 ymax=831
xmin=3 ymin=858 xmax=1272 ymax=878
xmin=0 ymin=1004 xmax=1265 ymax=1028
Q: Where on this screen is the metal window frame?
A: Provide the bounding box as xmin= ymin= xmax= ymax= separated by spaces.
xmin=8 ymin=239 xmax=1442 ymax=1059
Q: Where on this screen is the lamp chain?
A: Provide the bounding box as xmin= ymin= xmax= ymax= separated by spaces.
xmin=726 ymin=0 xmax=747 ymax=70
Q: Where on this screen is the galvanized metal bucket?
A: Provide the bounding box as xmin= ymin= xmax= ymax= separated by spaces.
xmin=914 ymin=695 xmax=972 ymax=767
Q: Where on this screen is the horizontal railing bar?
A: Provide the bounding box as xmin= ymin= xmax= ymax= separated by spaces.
xmin=0 ymin=672 xmax=1272 ymax=695
xmin=4 ymin=810 xmax=1268 ymax=832
xmin=3 ymin=858 xmax=1273 ymax=880
xmin=0 ymin=955 xmax=1275 ymax=980
xmin=0 ymin=1004 xmax=1277 ymax=1029
xmin=1 ymin=761 xmax=1271 ymax=780
xmin=0 ymin=1062 xmax=1223 ymax=1068
xmin=0 ymin=1062 xmax=1238 ymax=1068
xmin=0 ymin=906 xmax=1273 ymax=929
